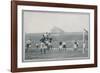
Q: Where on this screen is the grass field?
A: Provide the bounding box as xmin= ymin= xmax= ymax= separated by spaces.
xmin=23 ymin=32 xmax=89 ymax=62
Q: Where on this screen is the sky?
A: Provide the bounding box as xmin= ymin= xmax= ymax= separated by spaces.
xmin=23 ymin=10 xmax=89 ymax=33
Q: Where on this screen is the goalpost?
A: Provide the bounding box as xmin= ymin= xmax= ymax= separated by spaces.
xmin=83 ymin=28 xmax=88 ymax=54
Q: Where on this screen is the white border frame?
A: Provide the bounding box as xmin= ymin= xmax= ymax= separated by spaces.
xmin=17 ymin=5 xmax=94 ymax=68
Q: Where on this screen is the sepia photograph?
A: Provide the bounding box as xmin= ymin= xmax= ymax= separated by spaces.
xmin=22 ymin=10 xmax=90 ymax=62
